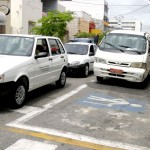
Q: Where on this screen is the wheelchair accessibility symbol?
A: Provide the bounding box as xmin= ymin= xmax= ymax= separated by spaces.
xmin=77 ymin=93 xmax=145 ymax=113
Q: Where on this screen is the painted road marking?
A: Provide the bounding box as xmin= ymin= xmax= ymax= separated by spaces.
xmin=5 ymin=139 xmax=57 ymax=150
xmin=5 ymin=124 xmax=150 ymax=150
xmin=43 ymin=84 xmax=87 ymax=109
xmin=9 ymin=106 xmax=42 ymax=114
xmin=77 ymin=93 xmax=145 ymax=113
xmin=5 ymin=84 xmax=149 ymax=150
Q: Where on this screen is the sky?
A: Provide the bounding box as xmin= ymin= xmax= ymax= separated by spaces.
xmin=106 ymin=0 xmax=150 ymax=32
xmin=69 ymin=0 xmax=150 ymax=32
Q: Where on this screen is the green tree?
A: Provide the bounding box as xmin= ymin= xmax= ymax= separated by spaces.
xmin=75 ymin=32 xmax=95 ymax=38
xmin=32 ymin=10 xmax=74 ymax=40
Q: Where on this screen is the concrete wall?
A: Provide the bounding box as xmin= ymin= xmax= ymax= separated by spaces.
xmin=0 ymin=0 xmax=11 ymax=33
xmin=3 ymin=0 xmax=42 ymax=34
xmin=67 ymin=17 xmax=79 ymax=40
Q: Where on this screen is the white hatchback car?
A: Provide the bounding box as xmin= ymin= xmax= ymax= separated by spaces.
xmin=64 ymin=42 xmax=97 ymax=77
xmin=0 ymin=34 xmax=68 ymax=108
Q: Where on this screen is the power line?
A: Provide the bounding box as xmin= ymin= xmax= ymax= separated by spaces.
xmin=115 ymin=4 xmax=150 ymax=16
xmin=70 ymin=0 xmax=149 ymax=6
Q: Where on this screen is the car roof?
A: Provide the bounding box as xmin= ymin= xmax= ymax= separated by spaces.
xmin=109 ymin=30 xmax=145 ymax=36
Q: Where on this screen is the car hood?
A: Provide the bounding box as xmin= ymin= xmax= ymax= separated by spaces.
xmin=96 ymin=50 xmax=144 ymax=62
xmin=0 ymin=55 xmax=31 ymax=74
xmin=68 ymin=54 xmax=88 ymax=63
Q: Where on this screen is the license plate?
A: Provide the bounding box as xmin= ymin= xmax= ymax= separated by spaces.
xmin=109 ymin=68 xmax=123 ymax=74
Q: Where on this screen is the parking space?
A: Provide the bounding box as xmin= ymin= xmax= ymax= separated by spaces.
xmin=4 ymin=78 xmax=150 ymax=150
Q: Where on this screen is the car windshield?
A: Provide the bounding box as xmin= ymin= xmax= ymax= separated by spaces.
xmin=64 ymin=44 xmax=89 ymax=55
xmin=0 ymin=35 xmax=34 ymax=56
xmin=100 ymin=33 xmax=147 ymax=54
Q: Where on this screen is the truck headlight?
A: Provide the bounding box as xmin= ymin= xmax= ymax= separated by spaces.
xmin=131 ymin=62 xmax=146 ymax=68
xmin=94 ymin=57 xmax=106 ymax=63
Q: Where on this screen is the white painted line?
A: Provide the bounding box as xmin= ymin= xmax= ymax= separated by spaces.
xmin=7 ymin=108 xmax=44 ymax=124
xmin=6 ymin=123 xmax=150 ymax=150
xmin=7 ymin=84 xmax=87 ymax=124
xmin=5 ymin=139 xmax=57 ymax=150
xmin=43 ymin=84 xmax=87 ymax=109
xmin=9 ymin=106 xmax=41 ymax=114
xmin=6 ymin=84 xmax=150 ymax=150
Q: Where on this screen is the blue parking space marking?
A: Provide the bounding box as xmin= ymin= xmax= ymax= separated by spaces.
xmin=76 ymin=93 xmax=146 ymax=113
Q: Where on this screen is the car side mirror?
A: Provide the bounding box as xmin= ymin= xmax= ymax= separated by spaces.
xmin=35 ymin=52 xmax=48 ymax=59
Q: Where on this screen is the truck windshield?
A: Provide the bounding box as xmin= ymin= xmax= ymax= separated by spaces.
xmin=0 ymin=35 xmax=34 ymax=56
xmin=100 ymin=33 xmax=146 ymax=54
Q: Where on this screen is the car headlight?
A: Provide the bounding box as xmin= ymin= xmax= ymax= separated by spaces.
xmin=70 ymin=61 xmax=81 ymax=66
xmin=130 ymin=62 xmax=146 ymax=68
xmin=0 ymin=74 xmax=4 ymax=82
xmin=94 ymin=57 xmax=106 ymax=63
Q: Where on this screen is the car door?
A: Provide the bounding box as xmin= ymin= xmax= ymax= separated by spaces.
xmin=33 ymin=38 xmax=53 ymax=88
xmin=48 ymin=38 xmax=66 ymax=78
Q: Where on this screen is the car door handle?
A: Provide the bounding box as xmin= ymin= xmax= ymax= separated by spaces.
xmin=49 ymin=58 xmax=53 ymax=61
xmin=61 ymin=56 xmax=64 ymax=58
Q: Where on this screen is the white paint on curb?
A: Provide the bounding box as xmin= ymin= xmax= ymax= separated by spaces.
xmin=7 ymin=123 xmax=150 ymax=150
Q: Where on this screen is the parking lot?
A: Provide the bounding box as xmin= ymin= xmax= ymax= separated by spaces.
xmin=0 ymin=74 xmax=150 ymax=150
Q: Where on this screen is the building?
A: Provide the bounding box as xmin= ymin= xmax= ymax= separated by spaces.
xmin=67 ymin=11 xmax=91 ymax=40
xmin=59 ymin=0 xmax=109 ymax=32
xmin=109 ymin=19 xmax=142 ymax=32
xmin=0 ymin=0 xmax=42 ymax=34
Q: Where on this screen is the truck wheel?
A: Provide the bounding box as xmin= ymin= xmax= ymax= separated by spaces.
xmin=11 ymin=82 xmax=27 ymax=108
xmin=83 ymin=64 xmax=89 ymax=77
xmin=56 ymin=70 xmax=66 ymax=88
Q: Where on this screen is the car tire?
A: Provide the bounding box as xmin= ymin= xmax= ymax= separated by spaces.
xmin=56 ymin=70 xmax=66 ymax=88
xmin=96 ymin=76 xmax=104 ymax=83
xmin=83 ymin=64 xmax=89 ymax=77
xmin=11 ymin=82 xmax=27 ymax=108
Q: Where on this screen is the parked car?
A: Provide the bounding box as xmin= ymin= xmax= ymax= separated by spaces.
xmin=64 ymin=42 xmax=97 ymax=77
xmin=0 ymin=34 xmax=68 ymax=108
xmin=69 ymin=38 xmax=94 ymax=43
xmin=94 ymin=30 xmax=150 ymax=84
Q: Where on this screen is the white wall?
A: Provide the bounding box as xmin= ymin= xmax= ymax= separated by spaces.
xmin=10 ymin=0 xmax=42 ymax=34
xmin=0 ymin=0 xmax=11 ymax=33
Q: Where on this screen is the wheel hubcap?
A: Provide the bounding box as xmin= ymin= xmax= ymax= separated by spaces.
xmin=61 ymin=72 xmax=66 ymax=85
xmin=15 ymin=85 xmax=26 ymax=105
xmin=85 ymin=66 xmax=89 ymax=76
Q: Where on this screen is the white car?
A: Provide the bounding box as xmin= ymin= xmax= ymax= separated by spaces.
xmin=0 ymin=34 xmax=68 ymax=108
xmin=94 ymin=30 xmax=150 ymax=84
xmin=64 ymin=42 xmax=97 ymax=77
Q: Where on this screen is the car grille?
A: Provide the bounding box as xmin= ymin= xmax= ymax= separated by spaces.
xmin=108 ymin=61 xmax=130 ymax=67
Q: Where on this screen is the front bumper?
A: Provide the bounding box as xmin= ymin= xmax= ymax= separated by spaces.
xmin=67 ymin=64 xmax=86 ymax=74
xmin=94 ymin=62 xmax=148 ymax=82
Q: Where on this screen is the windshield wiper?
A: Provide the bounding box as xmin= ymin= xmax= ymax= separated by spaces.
xmin=67 ymin=52 xmax=77 ymax=54
xmin=130 ymin=50 xmax=142 ymax=54
xmin=119 ymin=45 xmax=142 ymax=54
xmin=118 ymin=45 xmax=130 ymax=48
xmin=104 ymin=42 xmax=124 ymax=52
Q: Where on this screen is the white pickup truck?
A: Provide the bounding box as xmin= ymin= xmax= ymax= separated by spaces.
xmin=0 ymin=34 xmax=68 ymax=108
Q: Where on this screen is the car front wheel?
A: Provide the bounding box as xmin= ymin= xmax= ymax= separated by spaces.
xmin=11 ymin=82 xmax=27 ymax=108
